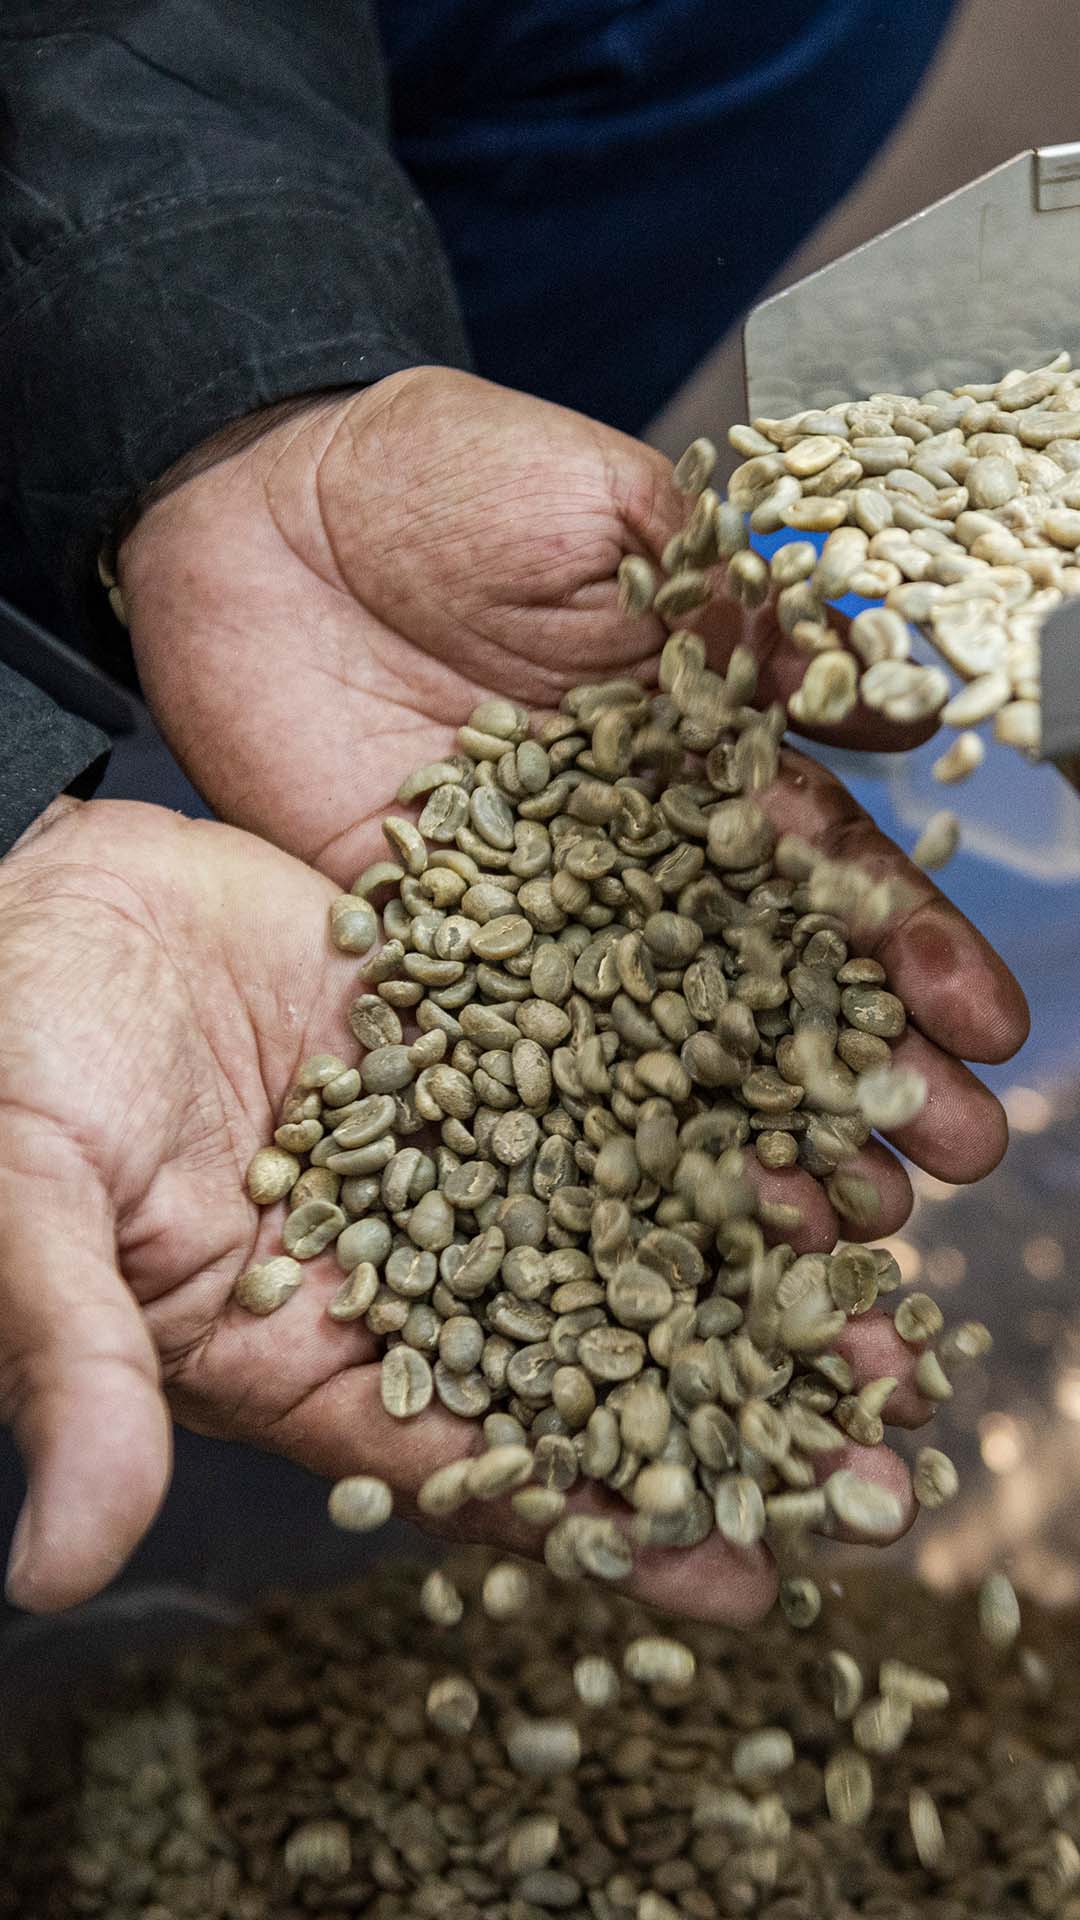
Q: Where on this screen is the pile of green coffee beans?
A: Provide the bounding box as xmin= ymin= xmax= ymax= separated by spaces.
xmin=3 ymin=1554 xmax=1076 ymax=1920
xmin=236 ymin=648 xmax=980 ymax=1592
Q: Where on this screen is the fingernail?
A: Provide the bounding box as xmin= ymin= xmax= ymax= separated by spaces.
xmin=5 ymin=1498 xmax=33 ymax=1607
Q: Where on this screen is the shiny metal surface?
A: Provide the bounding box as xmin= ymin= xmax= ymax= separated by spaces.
xmin=1037 ymin=139 xmax=1080 ymax=210
xmin=743 ymin=146 xmax=1080 ymax=418
xmin=1038 ymin=598 xmax=1080 ymax=774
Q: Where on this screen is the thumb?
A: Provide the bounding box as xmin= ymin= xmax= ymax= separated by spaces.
xmin=0 ymin=1130 xmax=171 ymax=1612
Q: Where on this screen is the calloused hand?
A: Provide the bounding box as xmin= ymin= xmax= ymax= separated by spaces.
xmin=121 ymin=368 xmax=939 ymax=890
xmin=119 ymin=369 xmax=1028 ymax=1244
xmin=0 ymin=799 xmax=968 ymax=1622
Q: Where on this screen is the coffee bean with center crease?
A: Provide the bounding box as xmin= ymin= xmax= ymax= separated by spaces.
xmin=242 ymin=667 xmax=956 ymax=1604
xmin=380 ymin=1346 xmax=434 ymax=1418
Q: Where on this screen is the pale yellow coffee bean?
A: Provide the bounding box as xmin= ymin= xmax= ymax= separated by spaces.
xmin=856 ymin=1065 xmax=926 ymax=1130
xmin=329 ymin=894 xmax=379 ymax=955
xmin=879 ymin=1660 xmax=950 ymax=1711
xmin=894 ymin=1291 xmax=944 ymax=1343
xmin=380 ymin=1346 xmax=434 ymax=1418
xmin=617 ymin=554 xmax=657 ymax=616
xmin=396 ymin=759 xmax=467 ymax=804
xmin=848 ymin=559 xmax=904 ymax=597
xmin=713 ymin=1474 xmax=766 ymax=1546
xmin=573 ymin=1655 xmax=619 ymax=1709
xmin=814 ymin=525 xmax=868 ymax=598
xmin=994 ymin=699 xmax=1040 ymax=754
xmin=912 ymin=810 xmax=960 ymax=871
xmin=351 ymin=859 xmax=406 ymax=898
xmin=978 ymin=1571 xmax=1021 ymax=1650
xmin=420 ymin=1569 xmax=465 ymax=1626
xmin=769 ymin=539 xmax=818 ymax=588
xmin=233 ymin=1256 xmax=302 ymax=1315
xmin=653 ymin=569 xmax=712 ymax=620
xmin=940 ymin=670 xmax=1010 ymax=726
xmin=1043 ymin=506 xmax=1080 ymax=549
xmin=512 ymin=1485 xmax=567 ymax=1528
xmin=932 ymin=731 xmax=985 ymax=783
xmin=784 ymin=434 xmax=845 ymax=478
xmin=914 ymin=1350 xmax=953 ymax=1401
xmin=827 ymin=1650 xmax=864 ymax=1721
xmin=728 ymin=422 xmax=777 ymax=456
xmin=929 ymin=607 xmax=1008 ymax=681
xmin=909 ymin=1787 xmax=946 ymax=1869
xmin=673 ymin=437 xmax=718 ymax=495
xmin=246 ymin=1144 xmax=302 ymax=1205
xmin=851 ymin=488 xmax=894 ymax=535
xmin=725 ymin=548 xmax=769 ymax=607
xmin=824 ymin=1469 xmax=902 ymax=1540
xmin=883 ymin=664 xmax=950 ymax=723
xmin=824 ymin=1750 xmax=873 ymax=1826
xmin=417 ymin=1459 xmax=474 ymax=1517
xmin=784 ymin=495 xmax=850 ymax=532
xmin=788 ymin=650 xmax=858 ymax=726
xmin=751 ymin=475 xmax=805 ymax=534
xmin=623 ymin=1636 xmax=695 ymax=1689
xmin=849 ymin=607 xmax=910 ymax=666
xmin=938 ymin=1319 xmax=993 ymax=1367
xmin=426 ymin=1675 xmax=480 ymax=1737
xmin=779 ymin=1577 xmax=821 ymax=1628
xmin=466 ymin=1444 xmax=534 ymax=1500
xmin=728 ymin=453 xmax=784 ymax=510
xmin=505 ymin=1719 xmax=581 ymax=1777
xmin=732 ymin=1728 xmax=795 ymax=1781
xmin=482 ymin=1562 xmax=531 ymax=1621
xmin=327 ymin=1475 xmax=393 ymax=1532
xmin=968 ymin=454 xmax=1021 ymax=509
xmin=853 ymin=1692 xmax=912 ymax=1757
xmin=913 ymin=1446 xmax=959 ymax=1509
xmin=468 ymin=697 xmax=529 ymax=740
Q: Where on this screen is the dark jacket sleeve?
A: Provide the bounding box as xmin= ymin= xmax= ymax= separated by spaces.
xmin=0 ymin=0 xmax=470 ymax=643
xmin=0 ymin=662 xmax=109 ymax=853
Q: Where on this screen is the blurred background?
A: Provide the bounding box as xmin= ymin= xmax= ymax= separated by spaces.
xmin=3 ymin=0 xmax=1079 ymax=1702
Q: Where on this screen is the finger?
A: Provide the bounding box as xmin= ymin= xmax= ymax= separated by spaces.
xmin=266 ymin=1369 xmax=776 ymax=1626
xmin=872 ymin=1029 xmax=1009 ymax=1185
xmin=762 ymin=747 xmax=1030 ymax=1063
xmin=696 ymin=590 xmax=937 ymax=755
xmin=622 ymin=1533 xmax=777 ymax=1625
xmin=826 ymin=1141 xmax=913 ymax=1242
xmin=746 ymin=1140 xmax=912 ymax=1252
xmin=503 ymin=1477 xmax=777 ymax=1627
xmin=746 ymin=1160 xmax=838 ymax=1252
xmin=838 ymin=1309 xmax=934 ymax=1429
xmin=0 ymin=1137 xmax=171 ymax=1612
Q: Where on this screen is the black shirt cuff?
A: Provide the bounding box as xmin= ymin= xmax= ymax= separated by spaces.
xmin=0 ymin=663 xmax=110 ymax=854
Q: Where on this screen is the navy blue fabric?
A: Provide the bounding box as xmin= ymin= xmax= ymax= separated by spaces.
xmin=0 ymin=0 xmax=954 ymax=839
xmin=377 ymin=0 xmax=956 ymax=432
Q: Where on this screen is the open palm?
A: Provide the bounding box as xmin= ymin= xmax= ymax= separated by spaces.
xmin=120 ymin=368 xmax=1027 ymax=1229
xmin=0 ymin=799 xmax=931 ymax=1623
xmin=9 ymin=365 xmax=1014 ymax=1621
xmin=0 ymin=799 xmax=967 ymax=1624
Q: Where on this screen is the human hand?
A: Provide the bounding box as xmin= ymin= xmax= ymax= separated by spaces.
xmin=0 ymin=797 xmax=988 ymax=1624
xmin=119 ymin=369 xmax=1027 ymax=1214
xmin=120 ymin=367 xmax=940 ymax=891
